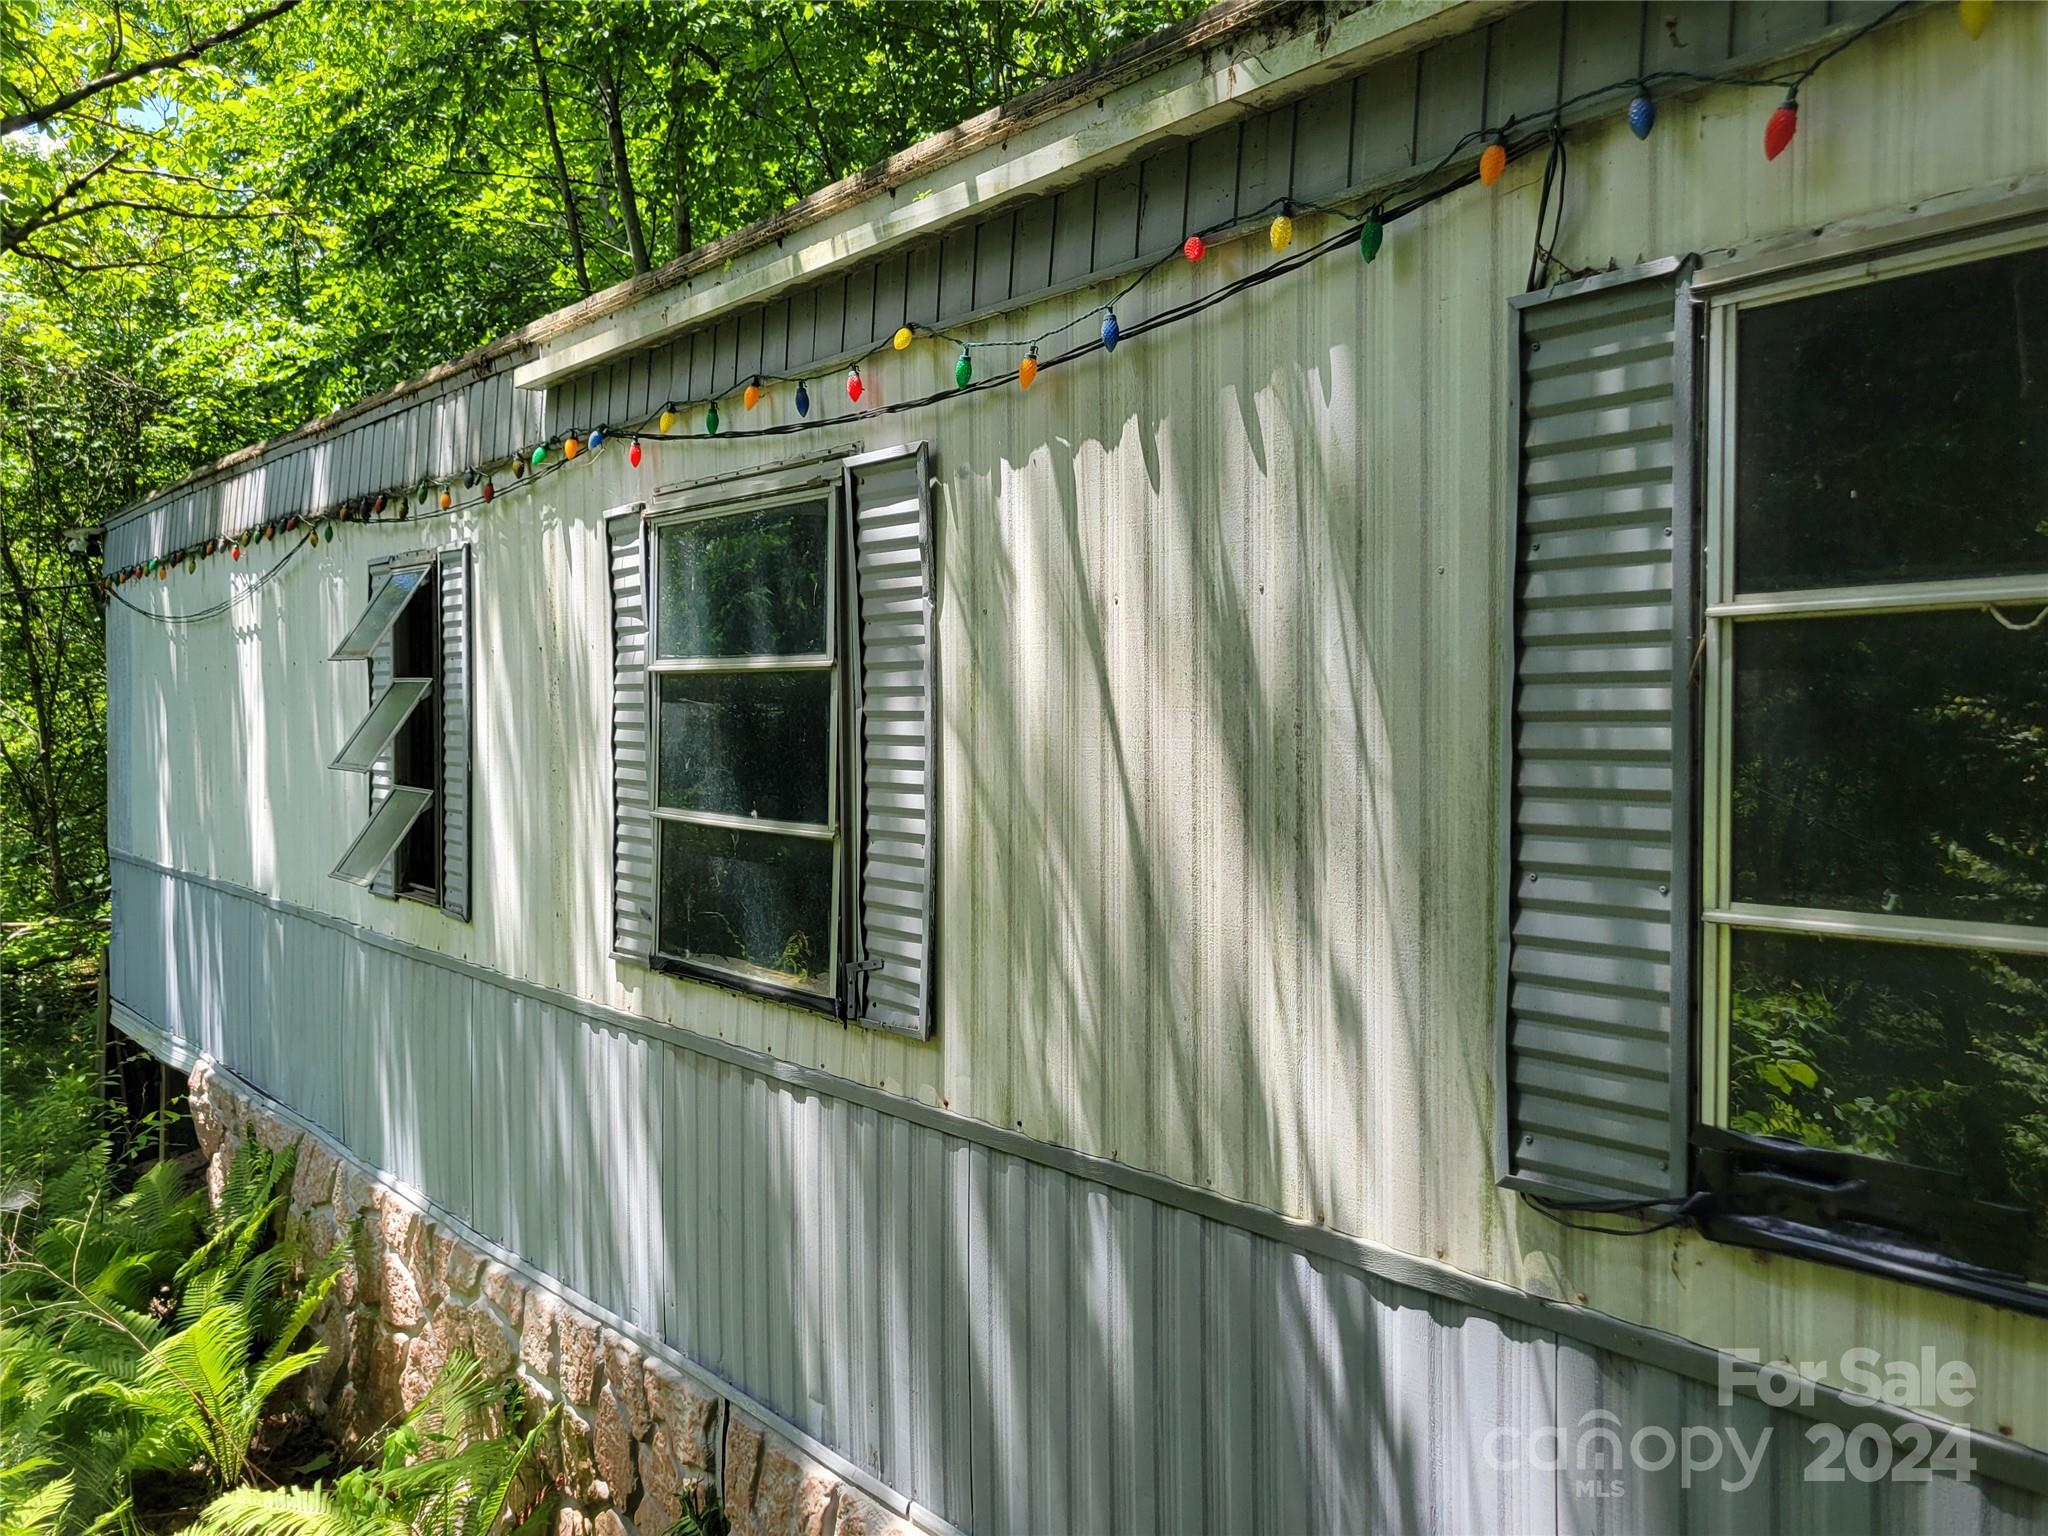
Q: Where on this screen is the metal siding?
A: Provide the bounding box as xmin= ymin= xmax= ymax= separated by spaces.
xmin=109 ymin=857 xmax=2048 ymax=1533
xmin=1503 ymin=269 xmax=1687 ymax=1200
xmin=437 ymin=543 xmax=471 ymax=920
xmin=608 ymin=511 xmax=655 ymax=960
xmin=844 ymin=447 xmax=934 ymax=1036
xmin=100 ymin=6 xmax=2048 ymax=1514
xmin=1091 ymin=162 xmax=1141 ymax=269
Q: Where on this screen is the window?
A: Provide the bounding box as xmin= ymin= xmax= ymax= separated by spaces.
xmin=328 ymin=546 xmax=473 ymax=917
xmin=607 ymin=447 xmax=935 ymax=1033
xmin=651 ymin=496 xmax=840 ymax=1000
xmin=1696 ymin=231 xmax=2048 ymax=1295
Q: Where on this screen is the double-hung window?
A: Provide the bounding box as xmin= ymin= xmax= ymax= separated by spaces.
xmin=649 ymin=495 xmax=841 ymax=1001
xmin=609 ymin=446 xmax=936 ymax=1033
xmin=1695 ymin=229 xmax=2048 ymax=1293
xmin=1499 ymin=222 xmax=2048 ymax=1308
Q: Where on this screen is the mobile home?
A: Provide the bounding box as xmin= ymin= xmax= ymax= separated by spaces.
xmin=103 ymin=1 xmax=2048 ymax=1530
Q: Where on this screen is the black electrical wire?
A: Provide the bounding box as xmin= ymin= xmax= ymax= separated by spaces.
xmin=1525 ymin=1190 xmax=1711 ymax=1238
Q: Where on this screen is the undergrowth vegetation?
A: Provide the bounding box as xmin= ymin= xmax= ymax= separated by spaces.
xmin=0 ymin=925 xmax=561 ymax=1534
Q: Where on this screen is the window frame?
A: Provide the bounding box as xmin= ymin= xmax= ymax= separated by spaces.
xmin=383 ymin=554 xmax=444 ymax=904
xmin=1694 ymin=217 xmax=2048 ymax=1306
xmin=328 ymin=549 xmax=452 ymax=909
xmin=642 ymin=487 xmax=850 ymax=1014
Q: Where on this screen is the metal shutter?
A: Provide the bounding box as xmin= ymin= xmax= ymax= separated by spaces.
xmin=843 ymin=445 xmax=936 ymax=1038
xmin=608 ymin=508 xmax=656 ymax=962
xmin=367 ymin=555 xmax=398 ymax=899
xmin=1497 ymin=261 xmax=1699 ymax=1201
xmin=437 ymin=544 xmax=472 ymax=921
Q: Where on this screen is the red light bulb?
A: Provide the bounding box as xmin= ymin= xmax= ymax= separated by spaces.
xmin=847 ymin=366 xmax=864 ymax=403
xmin=1764 ymin=96 xmax=1799 ymax=161
xmin=629 ymin=438 xmax=642 ymax=468
xmin=1183 ymin=233 xmax=1205 ymax=262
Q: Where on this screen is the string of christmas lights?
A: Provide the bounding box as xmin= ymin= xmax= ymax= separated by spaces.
xmin=105 ymin=0 xmax=1942 ymax=616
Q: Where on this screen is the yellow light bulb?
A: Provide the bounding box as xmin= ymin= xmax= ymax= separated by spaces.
xmin=1959 ymin=0 xmax=1992 ymax=37
xmin=893 ymin=326 xmax=914 ymax=351
xmin=658 ymin=408 xmax=676 ymax=433
xmin=1269 ymin=213 xmax=1294 ymax=253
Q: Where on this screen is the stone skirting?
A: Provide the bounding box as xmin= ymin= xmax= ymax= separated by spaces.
xmin=188 ymin=1060 xmax=924 ymax=1536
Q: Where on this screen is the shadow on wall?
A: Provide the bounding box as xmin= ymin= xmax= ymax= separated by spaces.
xmin=125 ymin=213 xmax=1572 ymax=1532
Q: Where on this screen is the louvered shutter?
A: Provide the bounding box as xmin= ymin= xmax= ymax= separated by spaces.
xmin=367 ymin=555 xmax=398 ymax=899
xmin=1497 ymin=262 xmax=1699 ymax=1201
xmin=843 ymin=446 xmax=935 ymax=1038
xmin=437 ymin=544 xmax=471 ymax=920
xmin=607 ymin=507 xmax=656 ymax=963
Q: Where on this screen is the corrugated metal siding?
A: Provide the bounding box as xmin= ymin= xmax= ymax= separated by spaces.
xmin=437 ymin=544 xmax=471 ymax=920
xmin=104 ymin=1 xmax=1872 ymax=571
xmin=845 ymin=447 xmax=934 ymax=1036
xmin=106 ymin=366 xmax=541 ymax=572
xmin=100 ymin=0 xmax=2048 ymax=1465
xmin=608 ymin=510 xmax=655 ymax=961
xmin=111 ymin=858 xmax=2046 ymax=1535
xmin=1501 ymin=270 xmax=1690 ymax=1201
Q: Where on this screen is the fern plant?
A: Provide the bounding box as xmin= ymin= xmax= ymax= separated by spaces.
xmin=191 ymin=1354 xmax=559 ymax=1536
xmin=0 ymin=1136 xmax=340 ymax=1527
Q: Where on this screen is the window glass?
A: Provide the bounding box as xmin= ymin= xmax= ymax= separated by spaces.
xmin=657 ymin=672 xmax=831 ymax=824
xmin=657 ymin=820 xmax=832 ymax=994
xmin=333 ymin=785 xmax=434 ymax=885
xmin=331 ymin=566 xmax=427 ymax=660
xmin=1731 ymin=610 xmax=2048 ymax=927
xmin=1727 ymin=929 xmax=2048 ymax=1236
xmin=331 ymin=678 xmax=432 ymax=774
xmin=657 ymin=502 xmax=830 ymax=658
xmin=1734 ymin=243 xmax=2048 ymax=592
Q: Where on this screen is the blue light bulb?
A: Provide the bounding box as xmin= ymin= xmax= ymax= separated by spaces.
xmin=1628 ymin=92 xmax=1656 ymax=141
xmin=794 ymin=381 xmax=810 ymax=418
xmin=1101 ymin=311 xmax=1120 ymax=353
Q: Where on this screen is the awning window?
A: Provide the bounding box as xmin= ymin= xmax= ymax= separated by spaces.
xmin=330 ymin=566 xmax=427 ymax=661
xmin=330 ymin=677 xmax=433 ymax=773
xmin=331 ymin=784 xmax=434 ymax=885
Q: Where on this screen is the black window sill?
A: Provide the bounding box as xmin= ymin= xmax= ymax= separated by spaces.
xmin=1694 ymin=1129 xmax=2048 ymax=1318
xmin=645 ymin=950 xmax=844 ymax=1022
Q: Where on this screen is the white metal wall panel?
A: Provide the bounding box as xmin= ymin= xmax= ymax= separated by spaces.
xmin=607 ymin=510 xmax=655 ymax=961
xmin=106 ymin=858 xmax=2046 ymax=1535
xmin=1500 ymin=267 xmax=1692 ymax=1201
xmin=844 ymin=446 xmax=935 ymax=1036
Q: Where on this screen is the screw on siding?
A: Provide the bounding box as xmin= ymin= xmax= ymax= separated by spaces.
xmin=1659 ymin=884 xmax=1669 ymax=895
xmin=1523 ymin=1134 xmax=1535 ymax=1146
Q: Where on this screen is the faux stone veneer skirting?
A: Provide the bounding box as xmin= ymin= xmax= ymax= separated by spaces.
xmin=188 ymin=1060 xmax=926 ymax=1536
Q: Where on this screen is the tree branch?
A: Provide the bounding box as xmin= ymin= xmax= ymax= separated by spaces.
xmin=0 ymin=0 xmax=304 ymax=136
xmin=0 ymin=149 xmax=125 ymax=255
